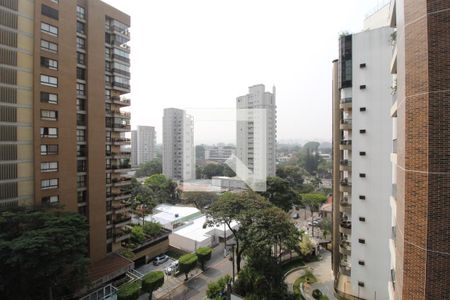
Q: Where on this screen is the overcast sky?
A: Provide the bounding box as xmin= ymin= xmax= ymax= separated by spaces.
xmin=103 ymin=0 xmax=389 ymax=144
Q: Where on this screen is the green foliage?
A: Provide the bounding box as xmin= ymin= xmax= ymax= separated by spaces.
xmin=300 ymin=193 xmax=327 ymax=212
xmin=298 ymin=148 xmax=321 ymax=175
xmin=0 ymin=207 xmax=89 ymax=300
xmin=182 ymin=191 xmax=218 ymax=210
xmin=260 ymin=176 xmax=298 ymax=211
xmin=179 ymin=253 xmax=198 ymax=280
xmin=197 ymin=163 xmax=236 ymax=179
xmin=276 ymin=165 xmax=306 ymax=190
xmin=144 ymin=174 xmax=179 ymax=204
xmin=120 ymin=248 xmax=135 ymax=259
xmin=299 ymin=233 xmax=315 ymax=257
xmin=117 ymin=280 xmax=141 ymax=300
xmin=312 ymin=289 xmax=323 ymax=299
xmin=142 ymin=271 xmax=164 ymax=300
xmin=280 ymin=257 xmax=305 ymax=274
xmin=143 ymin=221 xmax=162 ymax=237
xmin=135 ymin=158 xmax=162 ymax=178
xmin=196 ymin=247 xmax=213 ymax=271
xmin=206 ymin=275 xmax=231 ymax=299
xmin=131 ymin=226 xmax=145 ymax=244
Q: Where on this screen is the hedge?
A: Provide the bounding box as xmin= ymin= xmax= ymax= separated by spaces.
xmin=117 ymin=280 xmax=141 ymax=300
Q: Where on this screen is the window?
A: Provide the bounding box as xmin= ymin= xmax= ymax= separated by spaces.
xmin=77 ymin=21 xmax=85 ymax=34
xmin=77 ymin=114 xmax=86 ymax=126
xmin=358 ymin=260 xmax=365 ymax=266
xmin=77 ymin=160 xmax=87 ymax=172
xmin=79 ymin=205 xmax=87 ymax=217
xmin=358 ymin=238 xmax=366 ymax=244
xmin=77 ymin=68 xmax=85 ymax=80
xmin=359 ymin=217 xmax=366 ymax=222
xmin=77 ymin=37 xmax=85 ymax=50
xmin=40 ymin=74 xmax=58 ymax=87
xmin=40 ymin=110 xmax=58 ymax=121
xmin=41 ymin=4 xmax=59 ymax=20
xmin=50 ymin=0 xmax=59 ymax=3
xmin=76 ymin=83 xmax=85 ymax=96
xmin=40 ymin=144 xmax=58 ymax=155
xmin=359 ymin=151 xmax=366 ymax=156
xmin=41 ymin=161 xmax=58 ymax=172
xmin=113 ymin=48 xmax=129 ymax=61
xmin=77 ymin=129 xmax=85 ymax=142
xmin=105 ymin=47 xmax=111 ymax=57
xmin=77 ymin=175 xmax=86 ymax=188
xmin=77 ymin=190 xmax=87 ymax=203
xmin=42 ymin=195 xmax=59 ymax=204
xmin=76 ymin=6 xmax=85 ymax=19
xmin=105 ymin=89 xmax=111 ymax=100
xmin=40 ymin=127 xmax=58 ymax=138
xmin=360 ymin=85 xmax=366 ymax=89
xmin=77 ymin=144 xmax=87 ymax=157
xmin=360 ymin=63 xmax=366 ymax=68
xmin=105 ymin=75 xmax=111 ymax=85
xmin=41 ymin=92 xmax=58 ymax=104
xmin=360 ymin=107 xmax=366 ymax=112
xmin=359 ymin=195 xmax=366 ymax=200
xmin=41 ymin=57 xmax=58 ymax=70
xmin=77 ymin=52 xmax=85 ymax=65
xmin=360 ymin=129 xmax=366 ymax=134
xmin=360 ymin=173 xmax=366 ymax=178
xmin=41 ymin=22 xmax=58 ymax=36
xmin=41 ymin=178 xmax=58 ymax=189
xmin=77 ymin=98 xmax=86 ymax=111
xmin=358 ymin=281 xmax=365 ymax=287
xmin=40 ymin=40 xmax=58 ymax=53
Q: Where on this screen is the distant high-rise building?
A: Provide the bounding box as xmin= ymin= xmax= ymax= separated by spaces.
xmin=332 ymin=6 xmax=393 ymax=300
xmin=131 ymin=126 xmax=156 ymax=166
xmin=389 ymin=1 xmax=450 ymax=299
xmin=236 ymin=84 xmax=277 ymax=183
xmin=204 ymin=144 xmax=236 ymax=162
xmin=162 ymin=108 xmax=195 ymax=181
xmin=0 ymin=0 xmax=133 ymax=293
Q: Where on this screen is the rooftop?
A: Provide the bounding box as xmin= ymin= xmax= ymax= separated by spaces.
xmin=173 ymin=215 xmax=239 ymax=242
xmin=147 ymin=204 xmax=201 ymax=225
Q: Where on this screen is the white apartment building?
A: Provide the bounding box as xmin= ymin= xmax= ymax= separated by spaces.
xmin=204 ymin=144 xmax=235 ymax=162
xmin=236 ymin=84 xmax=276 ymax=185
xmin=162 ymin=108 xmax=195 ymax=181
xmin=131 ymin=126 xmax=156 ymax=166
xmin=332 ymin=6 xmax=393 ymax=300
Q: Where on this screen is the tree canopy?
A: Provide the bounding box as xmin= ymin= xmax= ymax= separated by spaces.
xmin=181 ymin=191 xmax=218 ymax=210
xmin=0 ymin=207 xmax=90 ymax=300
xmin=196 ymin=247 xmax=213 ymax=271
xmin=143 ymin=174 xmax=179 ymax=204
xmin=259 ymin=176 xmax=298 ymax=211
xmin=142 ymin=271 xmax=164 ymax=300
xmin=135 ymin=158 xmax=162 ymax=178
xmin=179 ymin=253 xmax=198 ymax=280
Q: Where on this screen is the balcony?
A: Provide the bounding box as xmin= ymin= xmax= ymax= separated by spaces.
xmin=340 ymin=98 xmax=352 ymax=110
xmin=113 ymin=214 xmax=131 ymax=227
xmin=112 ymin=177 xmax=132 ymax=187
xmin=340 ymin=159 xmax=352 ymax=171
xmin=112 ymin=81 xmax=130 ymax=93
xmin=340 ymin=220 xmax=352 ymax=235
xmin=113 ymin=111 xmax=131 ymax=119
xmin=340 ymin=179 xmax=352 ymax=192
xmin=340 ymin=119 xmax=352 ymax=130
xmin=340 ymin=139 xmax=352 ymax=150
xmin=339 ymin=263 xmax=351 ymax=276
xmin=339 ymin=241 xmax=351 ymax=256
xmin=112 ymin=137 xmax=131 ymax=145
xmin=111 ymin=25 xmax=130 ymax=38
xmin=112 ymin=96 xmax=131 ymax=107
xmin=114 ymin=230 xmax=131 ymax=243
xmin=112 ymin=151 xmax=131 ymax=159
xmin=112 ymin=164 xmax=131 ymax=172
xmin=340 ymin=198 xmax=352 ymax=213
xmin=112 ymin=123 xmax=131 ymax=132
xmin=112 ymin=201 xmax=130 ymax=214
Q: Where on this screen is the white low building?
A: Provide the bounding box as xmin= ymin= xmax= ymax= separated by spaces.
xmin=170 ymin=215 xmax=238 ymax=252
xmin=145 ymin=204 xmax=202 ymax=230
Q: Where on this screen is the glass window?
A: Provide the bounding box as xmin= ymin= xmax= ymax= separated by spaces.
xmin=77 ymin=68 xmax=85 ymax=80
xmin=41 ymin=22 xmax=58 ymax=36
xmin=40 ymin=92 xmax=58 ymax=104
xmin=77 ymin=145 xmax=87 ymax=157
xmin=76 ymin=98 xmax=85 ymax=111
xmin=40 ymin=40 xmax=58 ymax=53
xmin=40 ymin=110 xmax=58 ymax=121
xmin=40 ymin=127 xmax=58 ymax=138
xmin=77 ymin=175 xmax=86 ymax=188
xmin=40 ymin=74 xmax=58 ymax=87
xmin=41 ymin=162 xmax=58 ymax=172
xmin=77 ymin=129 xmax=86 ymax=142
xmin=42 ymin=195 xmax=59 ymax=204
xmin=41 ymin=57 xmax=58 ymax=70
xmin=40 ymin=144 xmax=58 ymax=155
xmin=77 ymin=52 xmax=85 ymax=65
xmin=41 ymin=178 xmax=58 ymax=189
xmin=77 ymin=114 xmax=86 ymax=126
xmin=76 ymin=83 xmax=85 ymax=96
xmin=77 ymin=21 xmax=85 ymax=34
xmin=76 ymin=6 xmax=85 ymax=19
xmin=77 ymin=37 xmax=85 ymax=50
xmin=41 ymin=4 xmax=59 ymax=20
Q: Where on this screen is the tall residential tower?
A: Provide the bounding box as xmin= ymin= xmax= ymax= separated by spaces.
xmin=131 ymin=125 xmax=156 ymax=166
xmin=162 ymin=108 xmax=195 ymax=181
xmin=0 ymin=0 xmax=133 ymax=290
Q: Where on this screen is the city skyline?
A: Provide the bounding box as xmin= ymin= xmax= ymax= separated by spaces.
xmin=103 ymin=0 xmax=387 ymax=144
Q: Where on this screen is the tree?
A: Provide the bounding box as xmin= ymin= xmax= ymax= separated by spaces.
xmin=143 ymin=174 xmax=179 ymax=204
xmin=117 ymin=280 xmax=141 ymax=300
xmin=131 ymin=193 xmax=155 ymax=226
xmin=320 ymin=218 xmax=332 ymax=240
xmin=143 ymin=221 xmax=162 ymax=238
xmin=135 ymin=158 xmax=162 ymax=178
xmin=179 ymin=253 xmax=198 ymax=281
xmin=0 ymin=207 xmax=89 ymax=300
xmin=259 ymin=176 xmax=298 ymax=212
xmin=299 ymin=232 xmax=314 ymax=257
xmin=276 ymin=165 xmax=305 ymax=191
xmin=301 ymin=193 xmax=327 ymax=237
xmin=142 ymin=271 xmax=164 ymax=300
xmin=131 ymin=225 xmax=145 ymax=244
xmin=196 ymin=247 xmax=213 ymax=271
xmin=206 ymin=275 xmax=231 ymax=299
xmin=182 ymin=191 xmax=218 ymax=210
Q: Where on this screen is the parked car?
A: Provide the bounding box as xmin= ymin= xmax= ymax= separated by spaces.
xmin=153 ymin=254 xmax=169 ymax=266
xmin=165 ymin=260 xmax=179 ymax=275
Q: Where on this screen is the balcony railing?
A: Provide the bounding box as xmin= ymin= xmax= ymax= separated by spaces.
xmin=340 ymin=159 xmax=352 ymax=166
xmin=342 ymin=119 xmax=352 ymax=125
xmin=340 ymin=220 xmax=352 ymax=229
xmin=340 ymin=140 xmax=352 ymax=145
xmin=340 ymin=179 xmax=352 ymax=187
xmin=112 ymin=96 xmax=131 ymax=106
xmin=112 ymin=137 xmax=131 ymax=144
xmin=340 ymin=97 xmax=352 ymax=104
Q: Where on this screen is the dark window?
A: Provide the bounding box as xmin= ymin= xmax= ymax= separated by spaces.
xmin=77 ymin=52 xmax=85 ymax=65
xmin=358 ymin=281 xmax=365 ymax=287
xmin=105 ymin=33 xmax=111 ymax=44
xmin=360 ymin=129 xmax=366 ymax=134
xmin=359 ymin=195 xmax=366 ymax=200
xmin=360 ymin=173 xmax=366 ymax=178
xmin=77 ymin=114 xmax=86 ymax=126
xmin=360 ymin=85 xmax=366 ymax=89
xmin=77 ymin=190 xmax=87 ymax=203
xmin=358 ymin=260 xmax=365 ymax=266
xmin=339 ymin=34 xmax=352 ymax=88
xmin=77 ymin=160 xmax=87 ymax=173
xmin=358 ymin=238 xmax=366 ymax=244
xmin=77 ymin=68 xmax=85 ymax=80
xmin=77 ymin=98 xmax=86 ymax=111
xmin=78 ymin=205 xmax=87 ymax=217
xmin=359 ymin=217 xmax=366 ymax=222
xmin=40 ymin=56 xmax=58 ymax=70
xmin=77 ymin=21 xmax=85 ymax=34
xmin=360 ymin=63 xmax=366 ymax=68
xmin=359 ymin=151 xmax=366 ymax=156
xmin=41 ymin=4 xmax=59 ymax=20
xmin=76 ymin=6 xmax=85 ymax=19
xmin=360 ymin=107 xmax=366 ymax=112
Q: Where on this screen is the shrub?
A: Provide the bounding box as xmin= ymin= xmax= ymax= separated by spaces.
xmin=142 ymin=271 xmax=164 ymax=300
xmin=312 ymin=289 xmax=323 ymax=299
xmin=179 ymin=253 xmax=198 ymax=280
xmin=143 ymin=222 xmax=162 ymax=237
xmin=131 ymin=226 xmax=145 ymax=244
xmin=117 ymin=280 xmax=141 ymax=300
xmin=195 ymin=247 xmax=213 ymax=271
xmin=206 ymin=275 xmax=231 ymax=299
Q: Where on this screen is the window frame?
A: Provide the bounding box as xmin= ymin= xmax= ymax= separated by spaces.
xmin=40 ymin=22 xmax=58 ymax=36
xmin=40 ymin=39 xmax=58 ymax=53
xmin=41 ymin=56 xmax=58 ymax=70
xmin=40 ymin=161 xmax=58 ymax=172
xmin=41 ymin=178 xmax=59 ymax=190
xmin=40 ymin=74 xmax=58 ymax=87
xmin=40 ymin=109 xmax=58 ymax=121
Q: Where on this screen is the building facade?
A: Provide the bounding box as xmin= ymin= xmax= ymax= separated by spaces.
xmin=204 ymin=144 xmax=235 ymax=162
xmin=332 ymin=7 xmax=393 ymax=300
xmin=388 ymin=1 xmax=450 ymax=299
xmin=0 ymin=0 xmax=133 ymax=289
xmin=236 ymin=84 xmax=276 ymax=184
xmin=162 ymin=108 xmax=195 ymax=181
xmin=131 ymin=125 xmax=156 ymax=166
